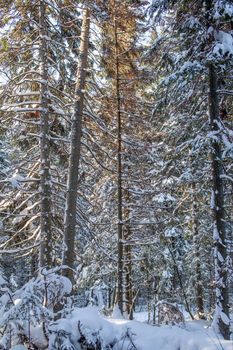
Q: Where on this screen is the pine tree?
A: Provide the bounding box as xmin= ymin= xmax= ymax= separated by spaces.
xmin=0 ymin=0 xmax=81 ymax=275
xmin=62 ymin=6 xmax=90 ymax=283
xmin=39 ymin=0 xmax=52 ymax=268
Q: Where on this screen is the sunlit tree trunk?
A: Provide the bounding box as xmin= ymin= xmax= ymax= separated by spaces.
xmin=62 ymin=8 xmax=90 ymax=283
xmin=113 ymin=0 xmax=124 ymax=314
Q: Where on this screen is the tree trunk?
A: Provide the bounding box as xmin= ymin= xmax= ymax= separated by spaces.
xmin=168 ymin=245 xmax=194 ymax=320
xmin=58 ymin=0 xmax=66 ymax=92
xmin=62 ymin=8 xmax=90 ymax=283
xmin=124 ymin=225 xmax=133 ymax=319
xmin=39 ymin=0 xmax=52 ymax=268
xmin=191 ymin=181 xmax=205 ymax=319
xmin=208 ymin=64 xmax=230 ymax=340
xmin=113 ymin=0 xmax=124 ymax=314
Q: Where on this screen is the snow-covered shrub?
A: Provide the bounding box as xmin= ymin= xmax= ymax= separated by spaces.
xmin=0 ymin=275 xmax=138 ymax=350
xmin=0 ymin=269 xmax=72 ymax=349
xmin=48 ymin=307 xmax=138 ymax=350
xmin=48 ymin=307 xmax=116 ymax=350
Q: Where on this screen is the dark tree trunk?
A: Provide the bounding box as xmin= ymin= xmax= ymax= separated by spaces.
xmin=208 ymin=64 xmax=230 ymax=340
xmin=125 ymin=225 xmax=133 ymax=319
xmin=191 ymin=182 xmax=205 ymax=319
xmin=39 ymin=0 xmax=52 ymax=268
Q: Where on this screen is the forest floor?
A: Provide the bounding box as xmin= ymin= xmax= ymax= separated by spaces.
xmin=48 ymin=307 xmax=233 ymax=350
xmin=112 ymin=311 xmax=233 ymax=350
xmin=8 ymin=307 xmax=233 ymax=350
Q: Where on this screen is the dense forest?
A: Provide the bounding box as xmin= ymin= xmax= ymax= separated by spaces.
xmin=0 ymin=0 xmax=232 ymax=349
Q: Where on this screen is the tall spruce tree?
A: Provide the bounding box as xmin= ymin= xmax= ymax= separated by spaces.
xmin=148 ymin=0 xmax=233 ymax=338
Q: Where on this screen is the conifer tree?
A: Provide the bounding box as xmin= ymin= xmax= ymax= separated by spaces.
xmin=148 ymin=0 xmax=233 ymax=338
xmin=63 ymin=6 xmax=90 ymax=283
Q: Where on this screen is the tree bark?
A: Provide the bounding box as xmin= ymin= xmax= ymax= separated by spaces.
xmin=208 ymin=64 xmax=230 ymax=340
xmin=39 ymin=0 xmax=52 ymax=268
xmin=168 ymin=245 xmax=194 ymax=320
xmin=124 ymin=193 xmax=133 ymax=319
xmin=62 ymin=8 xmax=90 ymax=283
xmin=113 ymin=0 xmax=124 ymax=314
xmin=58 ymin=0 xmax=66 ymax=92
xmin=125 ymin=234 xmax=133 ymax=319
xmin=191 ymin=181 xmax=205 ymax=319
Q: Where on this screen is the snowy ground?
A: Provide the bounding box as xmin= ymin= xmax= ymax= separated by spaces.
xmin=109 ymin=314 xmax=233 ymax=350
xmin=53 ymin=308 xmax=233 ymax=350
xmin=8 ymin=307 xmax=233 ymax=350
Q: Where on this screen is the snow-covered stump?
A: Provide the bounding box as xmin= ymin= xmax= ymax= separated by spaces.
xmin=156 ymin=301 xmax=185 ymax=327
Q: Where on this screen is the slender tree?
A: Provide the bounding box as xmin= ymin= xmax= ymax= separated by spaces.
xmin=208 ymin=63 xmax=230 ymax=339
xmin=62 ymin=7 xmax=90 ymax=283
xmin=39 ymin=0 xmax=52 ymax=268
xmin=112 ymin=0 xmax=124 ymax=314
xmin=191 ymin=180 xmax=205 ymax=319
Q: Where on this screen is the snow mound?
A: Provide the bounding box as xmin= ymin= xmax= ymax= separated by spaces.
xmin=49 ymin=307 xmax=232 ymax=350
xmin=3 ymin=307 xmax=232 ymax=350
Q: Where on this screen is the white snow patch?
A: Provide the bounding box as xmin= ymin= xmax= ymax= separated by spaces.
xmin=0 ymin=275 xmax=7 ymax=286
xmin=48 ymin=307 xmax=232 ymax=350
xmin=213 ymin=31 xmax=233 ymax=57
xmin=112 ymin=304 xmax=124 ymax=319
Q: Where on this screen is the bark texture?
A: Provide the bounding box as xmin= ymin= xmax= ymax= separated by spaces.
xmin=62 ymin=8 xmax=90 ymax=282
xmin=208 ymin=64 xmax=230 ymax=340
xmin=39 ymin=0 xmax=52 ymax=268
xmin=113 ymin=0 xmax=124 ymax=314
xmin=191 ymin=181 xmax=205 ymax=319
